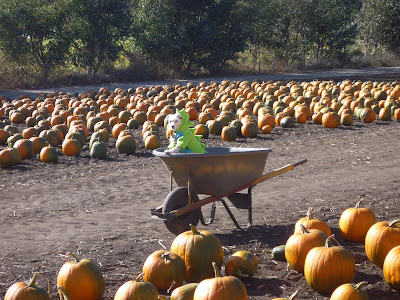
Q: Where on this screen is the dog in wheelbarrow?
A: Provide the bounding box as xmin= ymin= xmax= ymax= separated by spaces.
xmin=164 ymin=108 xmax=207 ymax=154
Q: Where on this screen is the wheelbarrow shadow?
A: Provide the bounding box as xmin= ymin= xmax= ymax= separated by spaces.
xmin=214 ymin=224 xmax=293 ymax=248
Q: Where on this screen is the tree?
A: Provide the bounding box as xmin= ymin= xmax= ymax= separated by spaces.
xmin=0 ymin=0 xmax=72 ymax=84
xmin=68 ymin=0 xmax=132 ymax=80
xmin=133 ymin=0 xmax=248 ymax=75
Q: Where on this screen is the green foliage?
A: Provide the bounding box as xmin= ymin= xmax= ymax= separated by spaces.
xmin=133 ymin=0 xmax=248 ymax=75
xmin=0 ymin=0 xmax=72 ymax=82
xmin=68 ymin=0 xmax=132 ymax=79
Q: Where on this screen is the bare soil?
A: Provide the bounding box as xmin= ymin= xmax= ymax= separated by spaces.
xmin=1 ymin=75 xmax=400 ymax=299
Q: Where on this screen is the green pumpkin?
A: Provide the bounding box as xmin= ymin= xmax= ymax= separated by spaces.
xmin=221 ymin=126 xmax=237 ymax=141
xmin=127 ymin=118 xmax=140 ymax=129
xmin=265 ymin=245 xmax=287 ymax=262
xmin=89 ymin=132 xmax=106 ymax=150
xmin=116 ymin=135 xmax=137 ymax=155
xmin=280 ymin=116 xmax=295 ymax=128
xmin=90 ymin=139 xmax=107 ymax=159
xmin=230 ymin=119 xmax=242 ymax=136
xmin=7 ymin=133 xmax=23 ymax=147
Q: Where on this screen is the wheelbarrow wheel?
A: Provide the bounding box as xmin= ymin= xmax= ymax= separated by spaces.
xmin=162 ymin=187 xmax=201 ymax=235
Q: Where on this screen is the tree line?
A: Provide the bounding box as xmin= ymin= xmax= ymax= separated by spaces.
xmin=0 ymin=0 xmax=399 ymax=87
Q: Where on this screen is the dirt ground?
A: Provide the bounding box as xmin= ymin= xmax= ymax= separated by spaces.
xmin=1 ymin=77 xmax=400 ymax=299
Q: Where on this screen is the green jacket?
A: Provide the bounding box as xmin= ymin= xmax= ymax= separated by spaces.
xmin=168 ymin=109 xmax=207 ymax=153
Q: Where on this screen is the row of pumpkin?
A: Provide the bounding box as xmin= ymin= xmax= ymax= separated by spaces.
xmin=2 ymin=78 xmax=400 ymax=166
xmin=5 ymin=200 xmax=400 ymax=300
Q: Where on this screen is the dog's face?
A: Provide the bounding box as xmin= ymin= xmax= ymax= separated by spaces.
xmin=166 ymin=113 xmax=182 ymax=131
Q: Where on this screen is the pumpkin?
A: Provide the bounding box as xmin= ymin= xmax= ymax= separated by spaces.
xmin=241 ymin=121 xmax=258 ymax=138
xmin=142 ymin=250 xmax=185 ymax=290
xmin=330 ymin=282 xmax=369 ymax=300
xmin=113 ymin=275 xmax=160 ymax=300
xmin=0 ymin=148 xmax=16 ymax=168
xmin=271 ymin=290 xmax=299 ymax=300
xmin=112 ymin=123 xmax=128 ymax=139
xmin=0 ymin=128 xmax=10 ymax=144
xmin=285 ymin=224 xmax=327 ymax=273
xmin=312 ymin=112 xmax=323 ymax=125
xmin=5 ymin=273 xmax=50 ymax=300
xmin=304 ymin=235 xmax=356 ymax=296
xmin=258 ymin=114 xmax=275 ymax=129
xmin=383 ymin=245 xmax=400 ymax=291
xmin=127 ymin=118 xmax=140 ymax=129
xmin=230 ymin=119 xmax=242 ymax=136
xmin=225 ymin=250 xmax=258 ymax=278
xmin=62 ymin=138 xmax=82 ymax=156
xmin=116 ymin=135 xmax=137 ymax=154
xmin=10 ymin=147 xmax=22 ymax=164
xmin=40 ymin=146 xmax=58 ymax=163
xmin=322 ymin=112 xmax=340 ymax=128
xmin=193 ymin=262 xmax=247 ymax=300
xmin=365 ymin=219 xmax=400 ymax=266
xmin=22 ymin=127 xmax=38 ymax=139
xmin=264 ymin=245 xmax=286 ymax=262
xmin=221 ymin=125 xmax=237 ymax=141
xmin=94 ymin=120 xmax=112 ymax=133
xmin=144 ymin=134 xmax=160 ymax=150
xmin=359 ymin=107 xmax=376 ymax=123
xmin=394 ymin=108 xmax=400 ymax=120
xmin=171 ymin=283 xmax=198 ymax=300
xmin=207 ymin=119 xmax=223 ymax=135
xmin=295 ymin=112 xmax=307 ymax=124
xmin=379 ymin=107 xmax=391 ymax=121
xmin=90 ymin=139 xmax=107 ymax=159
xmin=340 ymin=114 xmax=353 ymax=126
xmin=7 ymin=133 xmax=23 ymax=147
xmin=339 ymin=199 xmax=377 ymax=242
xmin=13 ymin=138 xmax=34 ymax=160
xmin=170 ymin=224 xmax=224 ymax=283
xmin=280 ymin=116 xmax=295 ymax=128
xmin=89 ymin=132 xmax=106 ymax=150
xmin=39 ymin=129 xmax=60 ymax=147
xmin=294 ymin=208 xmax=331 ymax=237
xmin=57 ymin=253 xmax=105 ymax=300
xmin=10 ymin=111 xmax=25 ymax=124
xmin=65 ymin=131 xmax=85 ymax=147
xmin=194 ymin=124 xmax=209 ymax=139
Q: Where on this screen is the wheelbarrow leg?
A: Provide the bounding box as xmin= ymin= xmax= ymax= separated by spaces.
xmin=220 ymin=199 xmax=244 ymax=230
xmin=200 ymin=203 xmax=217 ymax=226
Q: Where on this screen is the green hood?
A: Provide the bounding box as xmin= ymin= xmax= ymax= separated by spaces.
xmin=177 ymin=108 xmax=194 ymax=131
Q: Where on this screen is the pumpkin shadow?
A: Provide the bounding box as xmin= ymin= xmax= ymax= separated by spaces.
xmin=354 ymin=271 xmax=383 ymax=284
xmin=375 ymin=121 xmax=392 ymax=126
xmin=242 ymin=276 xmax=290 ymax=297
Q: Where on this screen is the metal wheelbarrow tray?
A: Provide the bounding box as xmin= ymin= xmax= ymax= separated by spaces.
xmin=151 ymin=147 xmax=307 ymax=234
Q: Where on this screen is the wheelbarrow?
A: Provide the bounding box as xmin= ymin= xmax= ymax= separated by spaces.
xmin=151 ymin=147 xmax=307 ymax=235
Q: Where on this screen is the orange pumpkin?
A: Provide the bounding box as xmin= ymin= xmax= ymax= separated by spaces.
xmin=144 ymin=134 xmax=161 ymax=150
xmin=193 ymin=262 xmax=248 ymax=300
xmin=241 ymin=121 xmax=258 ymax=138
xmin=330 ymin=282 xmax=369 ymax=300
xmin=57 ymin=253 xmax=104 ymax=300
xmin=304 ymin=235 xmax=356 ymax=296
xmin=322 ymin=112 xmax=340 ymax=128
xmin=365 ymin=219 xmax=400 ymax=266
xmin=0 ymin=148 xmax=16 ymax=168
xmin=312 ymin=112 xmax=323 ymax=125
xmin=30 ymin=137 xmax=49 ymax=154
xmin=225 ymin=250 xmax=258 ymax=278
xmin=114 ymin=278 xmax=160 ymax=300
xmin=142 ymin=250 xmax=186 ymax=290
xmin=62 ymin=138 xmax=82 ymax=156
xmin=359 ymin=107 xmax=376 ymax=123
xmin=13 ymin=138 xmax=34 ymax=160
xmin=5 ymin=273 xmax=49 ymax=300
xmin=170 ymin=224 xmax=224 ymax=283
xmin=294 ymin=208 xmax=331 ymax=237
xmin=285 ymin=224 xmax=327 ymax=273
xmin=171 ymin=283 xmax=199 ymax=300
xmin=339 ymin=199 xmax=377 ymax=242
xmin=271 ymin=290 xmax=299 ymax=300
xmin=221 ymin=126 xmax=237 ymax=141
xmin=258 ymin=114 xmax=275 ymax=129
xmin=383 ymin=245 xmax=400 ymax=291
xmin=40 ymin=146 xmax=58 ymax=163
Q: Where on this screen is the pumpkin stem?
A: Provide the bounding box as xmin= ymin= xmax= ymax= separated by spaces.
xmin=212 ymin=262 xmax=221 ymax=278
xmin=58 ymin=286 xmax=71 ymax=300
xmin=355 ymin=198 xmax=364 ymax=209
xmin=306 ymin=207 xmax=315 ymax=220
xmin=325 ymin=234 xmax=335 ymax=248
xmin=354 ymin=281 xmax=368 ymax=290
xmin=161 ymin=252 xmax=170 ymax=262
xmin=167 ymin=280 xmax=176 ymax=294
xmin=27 ymin=273 xmax=38 ymax=287
xmin=300 ymin=224 xmax=310 ymax=234
xmin=288 ymin=290 xmax=299 ymax=300
xmin=389 ymin=219 xmax=400 ymax=228
xmin=32 ymin=272 xmax=51 ymax=294
xmin=190 ymin=224 xmax=200 ymax=235
xmin=135 ymin=272 xmax=145 ymax=281
xmin=65 ymin=252 xmax=79 ymax=263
